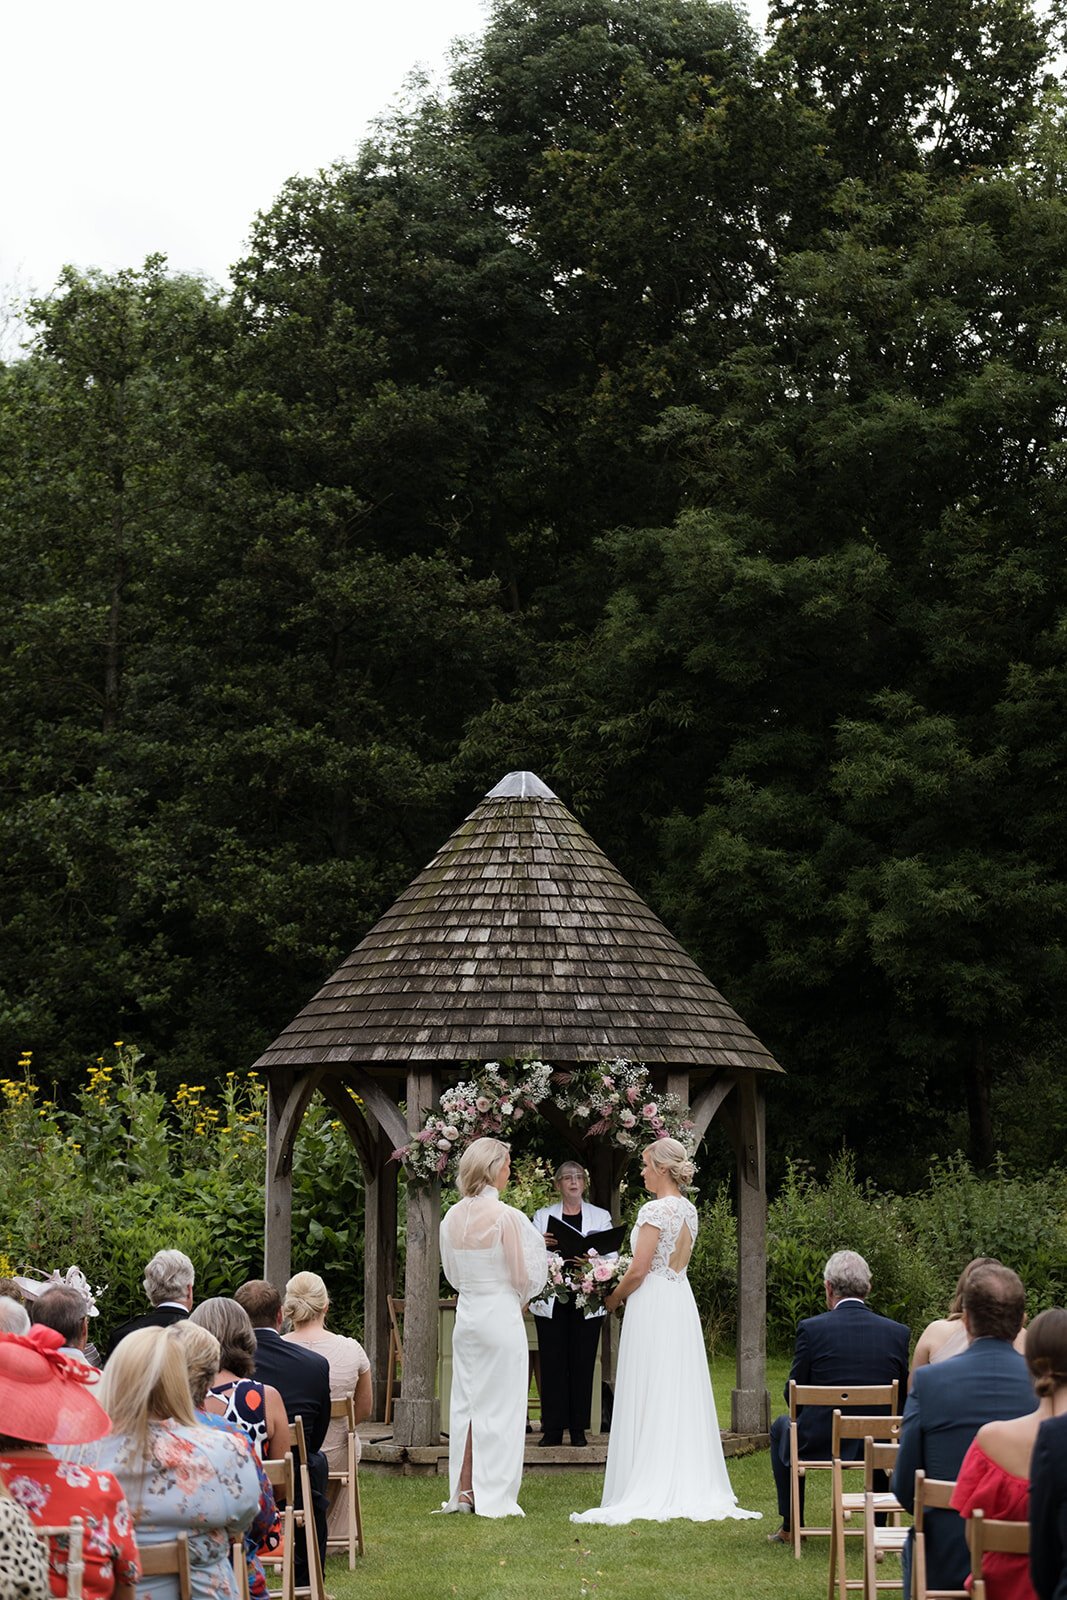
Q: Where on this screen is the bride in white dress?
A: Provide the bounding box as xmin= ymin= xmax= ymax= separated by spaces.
xmin=438 ymin=1137 xmax=547 ymax=1517
xmin=572 ymin=1138 xmax=761 ymax=1524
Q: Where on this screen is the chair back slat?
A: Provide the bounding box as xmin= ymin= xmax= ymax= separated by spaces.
xmin=139 ymin=1533 xmax=193 ymax=1600
xmin=34 ymin=1518 xmax=85 ymax=1600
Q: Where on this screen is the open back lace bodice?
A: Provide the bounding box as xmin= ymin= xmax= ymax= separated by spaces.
xmin=633 ymin=1196 xmax=698 ymax=1280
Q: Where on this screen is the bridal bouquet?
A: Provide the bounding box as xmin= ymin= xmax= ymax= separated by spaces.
xmin=543 ymin=1249 xmax=631 ymax=1312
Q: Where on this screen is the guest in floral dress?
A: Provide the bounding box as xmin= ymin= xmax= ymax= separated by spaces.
xmin=0 ymin=1324 xmax=138 ymax=1600
xmin=80 ymin=1325 xmax=260 ymax=1600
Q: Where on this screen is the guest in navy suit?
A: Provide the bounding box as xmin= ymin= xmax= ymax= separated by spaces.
xmin=1031 ymin=1410 xmax=1067 ymax=1600
xmin=893 ymin=1261 xmax=1033 ymax=1596
xmin=109 ymin=1249 xmax=194 ymax=1354
xmin=236 ymin=1278 xmax=331 ymax=1587
xmin=768 ymin=1250 xmax=910 ymax=1542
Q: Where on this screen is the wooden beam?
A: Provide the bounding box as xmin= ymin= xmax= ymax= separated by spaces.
xmin=264 ymin=1072 xmax=296 ymax=1287
xmin=363 ymin=1126 xmax=398 ymax=1420
xmin=318 ymin=1079 xmax=376 ymax=1170
xmin=689 ymin=1072 xmax=737 ymax=1148
xmin=722 ymin=1076 xmax=769 ymax=1435
xmin=335 ymin=1065 xmax=408 ymax=1153
xmin=392 ymin=1063 xmax=442 ymax=1448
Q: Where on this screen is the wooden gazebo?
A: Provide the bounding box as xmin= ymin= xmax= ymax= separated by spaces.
xmin=255 ymin=771 xmax=782 ymax=1447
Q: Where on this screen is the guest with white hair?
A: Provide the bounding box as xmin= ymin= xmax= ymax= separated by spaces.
xmin=0 ymin=1297 xmax=29 ymax=1335
xmin=109 ymin=1249 xmax=194 ymax=1353
xmin=766 ymin=1248 xmax=910 ymax=1544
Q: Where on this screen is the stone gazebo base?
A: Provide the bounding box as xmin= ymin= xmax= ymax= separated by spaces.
xmin=357 ymin=1423 xmax=769 ymax=1477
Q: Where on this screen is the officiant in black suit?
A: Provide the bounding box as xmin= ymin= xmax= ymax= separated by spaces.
xmin=531 ymin=1161 xmax=615 ymax=1447
xmin=235 ymin=1278 xmax=330 ymax=1587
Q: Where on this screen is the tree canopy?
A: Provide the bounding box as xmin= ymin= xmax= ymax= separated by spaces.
xmin=2 ymin=0 xmax=1066 ymax=1185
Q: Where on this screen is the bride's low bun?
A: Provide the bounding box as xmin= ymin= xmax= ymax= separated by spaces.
xmin=646 ymin=1137 xmax=696 ymax=1191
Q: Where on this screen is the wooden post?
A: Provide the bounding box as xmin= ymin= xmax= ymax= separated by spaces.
xmin=724 ymin=1076 xmax=770 ymax=1435
xmin=365 ymin=1126 xmax=398 ymax=1420
xmin=264 ymin=1071 xmax=294 ymax=1288
xmin=392 ymin=1062 xmax=441 ymax=1447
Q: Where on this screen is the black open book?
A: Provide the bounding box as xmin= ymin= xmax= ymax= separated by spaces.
xmin=544 ymin=1216 xmax=626 ymax=1257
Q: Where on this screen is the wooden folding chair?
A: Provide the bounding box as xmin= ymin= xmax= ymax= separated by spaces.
xmin=787 ymin=1380 xmax=900 ymax=1557
xmin=261 ymin=1453 xmax=296 ymax=1600
xmin=969 ymin=1509 xmax=1029 ymax=1600
xmin=232 ymin=1539 xmax=251 ymax=1600
xmin=863 ymin=1440 xmax=910 ymax=1600
xmin=385 ymin=1295 xmax=404 ymax=1425
xmin=140 ymin=1534 xmax=192 ymax=1600
xmin=912 ymin=1473 xmax=967 ymax=1600
xmin=326 ymin=1394 xmax=364 ymax=1564
xmin=34 ymin=1517 xmax=85 ymax=1600
xmin=288 ymin=1417 xmax=326 ymax=1600
xmin=827 ymin=1412 xmax=903 ymax=1600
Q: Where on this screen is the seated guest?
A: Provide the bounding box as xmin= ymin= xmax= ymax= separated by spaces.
xmin=174 ymin=1323 xmax=280 ymax=1600
xmin=768 ymin=1249 xmax=910 ymax=1543
xmin=32 ymin=1286 xmax=94 ymax=1366
xmin=911 ymin=1257 xmax=1026 ymax=1389
xmin=1031 ymin=1397 xmax=1067 ymax=1600
xmin=282 ymin=1270 xmax=372 ymax=1544
xmin=894 ymin=1262 xmax=1035 ymax=1597
xmin=953 ymin=1309 xmax=1067 ymax=1600
xmin=13 ymin=1269 xmax=102 ymax=1366
xmin=0 ymin=1325 xmax=138 ymax=1600
xmin=84 ymin=1325 xmax=260 ymax=1600
xmin=188 ymin=1299 xmax=288 ymax=1460
xmin=0 ymin=1479 xmax=49 ymax=1598
xmin=108 ymin=1251 xmax=194 ymax=1354
xmin=0 ymin=1297 xmax=29 ymax=1336
xmin=235 ymin=1280 xmax=330 ymax=1589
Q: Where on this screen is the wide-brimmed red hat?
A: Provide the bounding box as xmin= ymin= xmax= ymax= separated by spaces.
xmin=0 ymin=1326 xmax=111 ymax=1444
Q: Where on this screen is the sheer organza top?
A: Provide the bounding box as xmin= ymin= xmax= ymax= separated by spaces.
xmin=633 ymin=1196 xmax=699 ymax=1280
xmin=440 ymin=1188 xmax=548 ymax=1302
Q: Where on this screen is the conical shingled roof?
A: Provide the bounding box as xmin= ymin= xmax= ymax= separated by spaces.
xmin=254 ymin=772 xmax=783 ymax=1072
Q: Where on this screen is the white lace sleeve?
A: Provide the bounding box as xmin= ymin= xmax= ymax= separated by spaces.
xmin=637 ymin=1199 xmax=672 ymax=1232
xmin=499 ymin=1204 xmax=549 ymax=1301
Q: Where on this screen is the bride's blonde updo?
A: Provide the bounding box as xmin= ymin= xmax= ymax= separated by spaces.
xmin=457 ymin=1137 xmax=510 ymax=1197
xmin=1026 ymin=1307 xmax=1067 ymax=1399
xmin=283 ymin=1271 xmax=329 ymax=1328
xmin=645 ymin=1137 xmax=696 ymax=1191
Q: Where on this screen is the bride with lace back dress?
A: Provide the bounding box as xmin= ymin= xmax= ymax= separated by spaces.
xmin=572 ymin=1139 xmax=761 ymax=1525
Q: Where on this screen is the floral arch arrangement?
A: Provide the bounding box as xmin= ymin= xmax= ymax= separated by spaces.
xmin=393 ymin=1057 xmax=694 ymax=1183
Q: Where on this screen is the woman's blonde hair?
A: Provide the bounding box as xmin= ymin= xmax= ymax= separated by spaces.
xmin=457 ymin=1137 xmax=510 ymax=1197
xmin=284 ymin=1271 xmax=329 ymax=1328
xmin=173 ymin=1321 xmax=222 ymax=1408
xmin=645 ymin=1137 xmax=696 ymax=1190
xmin=96 ymin=1325 xmax=197 ymax=1460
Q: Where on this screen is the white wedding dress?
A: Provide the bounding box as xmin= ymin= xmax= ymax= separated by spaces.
xmin=439 ymin=1188 xmax=547 ymax=1517
xmin=571 ymin=1195 xmax=761 ymax=1524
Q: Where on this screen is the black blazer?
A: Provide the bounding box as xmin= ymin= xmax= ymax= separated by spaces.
xmin=252 ymin=1327 xmax=331 ymax=1455
xmin=108 ymin=1304 xmax=189 ymax=1356
xmin=1031 ymin=1412 xmax=1067 ymax=1600
xmin=783 ymin=1299 xmax=910 ymax=1460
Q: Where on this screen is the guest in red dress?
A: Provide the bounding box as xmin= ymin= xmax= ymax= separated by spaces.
xmin=952 ymin=1308 xmax=1067 ymax=1600
xmin=0 ymin=1325 xmax=139 ymax=1600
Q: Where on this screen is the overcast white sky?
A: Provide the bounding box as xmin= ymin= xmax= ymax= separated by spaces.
xmin=2 ymin=0 xmax=770 ymax=304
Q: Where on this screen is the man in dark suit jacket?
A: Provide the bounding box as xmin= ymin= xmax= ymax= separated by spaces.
xmin=1031 ymin=1412 xmax=1067 ymax=1600
xmin=108 ymin=1249 xmax=194 ymax=1354
xmin=768 ymin=1249 xmax=910 ymax=1542
xmin=236 ymin=1278 xmax=331 ymax=1587
xmin=893 ymin=1261 xmax=1033 ymax=1596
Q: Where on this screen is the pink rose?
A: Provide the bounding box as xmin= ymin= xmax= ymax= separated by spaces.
xmin=437 ymin=1138 xmax=452 ymax=1151
xmin=593 ymin=1263 xmax=614 ymax=1282
xmin=642 ymin=1103 xmax=658 ymax=1118
xmin=620 ymin=1110 xmax=636 ymax=1127
xmin=475 ymin=1097 xmax=491 ymax=1112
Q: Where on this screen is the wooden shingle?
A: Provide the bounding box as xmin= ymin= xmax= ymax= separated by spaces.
xmin=255 ymin=771 xmax=783 ymax=1073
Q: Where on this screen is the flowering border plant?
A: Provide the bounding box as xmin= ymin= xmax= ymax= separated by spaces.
xmin=392 ymin=1060 xmax=552 ymax=1182
xmin=543 ymin=1249 xmax=632 ymax=1312
xmin=552 ymin=1059 xmax=694 ymax=1151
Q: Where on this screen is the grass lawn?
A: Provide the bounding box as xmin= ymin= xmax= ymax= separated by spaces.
xmin=320 ymin=1356 xmax=851 ymax=1600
